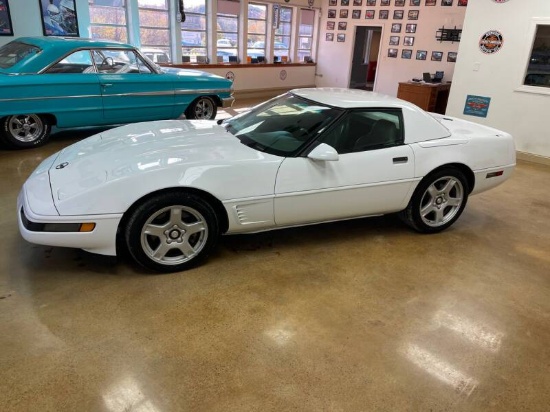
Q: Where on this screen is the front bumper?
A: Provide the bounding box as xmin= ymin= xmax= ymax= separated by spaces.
xmin=18 ymin=189 xmax=122 ymax=256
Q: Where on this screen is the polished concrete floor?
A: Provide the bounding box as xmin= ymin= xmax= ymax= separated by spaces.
xmin=1 ymin=106 xmax=549 ymax=411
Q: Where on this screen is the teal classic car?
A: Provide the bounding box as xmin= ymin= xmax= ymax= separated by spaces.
xmin=0 ymin=37 xmax=234 ymax=149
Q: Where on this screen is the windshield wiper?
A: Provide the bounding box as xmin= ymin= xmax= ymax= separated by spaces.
xmin=236 ymin=134 xmax=266 ymax=152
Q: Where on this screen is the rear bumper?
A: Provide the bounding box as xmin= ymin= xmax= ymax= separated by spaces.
xmin=221 ymin=96 xmax=235 ymax=108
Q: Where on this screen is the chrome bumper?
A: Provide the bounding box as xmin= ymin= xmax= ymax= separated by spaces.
xmin=221 ymin=96 xmax=235 ymax=108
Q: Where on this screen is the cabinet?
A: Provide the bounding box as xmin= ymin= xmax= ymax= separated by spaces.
xmin=397 ymin=82 xmax=451 ymax=114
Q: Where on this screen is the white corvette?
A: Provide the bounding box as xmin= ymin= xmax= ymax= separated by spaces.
xmin=18 ymin=88 xmax=515 ymax=272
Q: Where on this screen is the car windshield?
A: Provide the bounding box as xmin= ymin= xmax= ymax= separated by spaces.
xmin=0 ymin=42 xmax=41 ymax=69
xmin=224 ymin=93 xmax=343 ymax=157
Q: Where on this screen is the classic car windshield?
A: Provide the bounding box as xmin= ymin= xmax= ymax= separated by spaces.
xmin=224 ymin=93 xmax=343 ymax=157
xmin=0 ymin=42 xmax=41 ymax=69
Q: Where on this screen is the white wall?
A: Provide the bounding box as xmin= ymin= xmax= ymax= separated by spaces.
xmin=446 ymin=0 xmax=550 ymax=160
xmin=0 ymin=0 xmax=90 ymax=48
xmin=315 ymin=3 xmax=465 ymax=96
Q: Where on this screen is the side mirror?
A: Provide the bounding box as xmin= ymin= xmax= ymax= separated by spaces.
xmin=307 ymin=143 xmax=339 ymax=161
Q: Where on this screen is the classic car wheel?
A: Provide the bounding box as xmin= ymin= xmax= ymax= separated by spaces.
xmin=1 ymin=114 xmax=52 ymax=149
xmin=187 ymin=96 xmax=217 ymax=120
xmin=125 ymin=192 xmax=220 ymax=272
xmin=401 ymin=168 xmax=469 ymax=233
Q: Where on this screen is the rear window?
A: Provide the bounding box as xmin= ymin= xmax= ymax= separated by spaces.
xmin=0 ymin=41 xmax=41 ymax=69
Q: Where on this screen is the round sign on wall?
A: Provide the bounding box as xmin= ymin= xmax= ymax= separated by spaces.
xmin=280 ymin=70 xmax=287 ymax=81
xmin=479 ymin=30 xmax=504 ymax=54
xmin=225 ymin=71 xmax=235 ymax=82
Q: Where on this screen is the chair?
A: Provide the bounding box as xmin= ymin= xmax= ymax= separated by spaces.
xmin=353 ymin=119 xmax=399 ymax=151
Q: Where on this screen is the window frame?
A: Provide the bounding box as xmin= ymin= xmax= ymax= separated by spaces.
xmin=180 ymin=0 xmax=208 ymax=63
xmin=137 ymin=0 xmax=171 ymax=55
xmin=516 ymin=18 xmax=550 ymax=96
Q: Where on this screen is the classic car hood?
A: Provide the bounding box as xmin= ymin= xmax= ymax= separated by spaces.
xmin=48 ymin=120 xmax=266 ymax=202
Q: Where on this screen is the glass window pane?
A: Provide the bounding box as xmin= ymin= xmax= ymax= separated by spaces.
xmin=524 ymin=25 xmax=550 ymax=88
xmin=217 ymin=16 xmax=238 ymax=33
xmin=185 ymin=0 xmax=206 ymax=13
xmin=91 ymin=26 xmax=128 ymax=42
xmin=276 ymin=22 xmax=292 ymax=36
xmin=90 ymin=6 xmax=127 ymax=25
xmin=280 ymin=7 xmax=292 ymax=22
xmin=248 ymin=20 xmax=266 ymax=35
xmin=248 ymin=4 xmax=266 ymax=20
xmin=138 ymin=9 xmax=169 ymax=27
xmin=140 ymin=28 xmax=170 ymax=46
xmin=137 ymin=0 xmax=167 ymax=10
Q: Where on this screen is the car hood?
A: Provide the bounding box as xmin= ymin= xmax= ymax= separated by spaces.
xmin=48 ymin=120 xmax=269 ymax=205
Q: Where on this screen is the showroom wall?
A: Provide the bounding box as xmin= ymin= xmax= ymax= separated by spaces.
xmin=446 ymin=0 xmax=550 ymax=161
xmin=0 ymin=0 xmax=91 ymax=47
xmin=315 ymin=1 xmax=466 ymax=96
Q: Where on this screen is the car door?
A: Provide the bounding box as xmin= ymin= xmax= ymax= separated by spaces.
xmin=274 ymin=109 xmax=415 ymax=226
xmin=37 ymin=49 xmax=103 ymax=128
xmin=93 ymin=49 xmax=175 ymax=122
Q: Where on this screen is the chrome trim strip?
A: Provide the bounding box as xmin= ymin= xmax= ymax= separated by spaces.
xmin=175 ymin=88 xmax=232 ymax=95
xmin=221 ymin=96 xmax=235 ymax=108
xmin=0 ymin=94 xmax=101 ymax=102
xmin=102 ymin=90 xmax=175 ymax=97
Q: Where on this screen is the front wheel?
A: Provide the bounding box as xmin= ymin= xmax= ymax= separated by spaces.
xmin=124 ymin=192 xmax=220 ymax=273
xmin=401 ymin=168 xmax=470 ymax=233
xmin=186 ymin=96 xmax=217 ymax=120
xmin=1 ymin=114 xmax=52 ymax=149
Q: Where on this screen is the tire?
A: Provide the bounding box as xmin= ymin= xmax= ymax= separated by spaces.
xmin=124 ymin=192 xmax=220 ymax=273
xmin=1 ymin=114 xmax=52 ymax=149
xmin=400 ymin=167 xmax=469 ymax=233
xmin=186 ymin=96 xmax=217 ymax=120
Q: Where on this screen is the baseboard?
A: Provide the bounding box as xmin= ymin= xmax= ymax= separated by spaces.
xmin=234 ymin=85 xmax=316 ymax=101
xmin=517 ymin=151 xmax=550 ymax=167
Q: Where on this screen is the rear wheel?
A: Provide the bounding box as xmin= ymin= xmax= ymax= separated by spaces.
xmin=1 ymin=114 xmax=52 ymax=149
xmin=124 ymin=192 xmax=219 ymax=272
xmin=401 ymin=168 xmax=469 ymax=233
xmin=186 ymin=96 xmax=217 ymax=120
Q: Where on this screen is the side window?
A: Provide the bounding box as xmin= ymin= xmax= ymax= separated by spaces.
xmin=92 ymin=49 xmax=152 ymax=74
xmin=45 ymin=50 xmax=93 ymax=74
xmin=319 ymin=110 xmax=403 ymax=154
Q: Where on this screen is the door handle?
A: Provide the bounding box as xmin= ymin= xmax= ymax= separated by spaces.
xmin=101 ymin=83 xmax=113 ymax=89
xmin=393 ymin=156 xmax=408 ymax=164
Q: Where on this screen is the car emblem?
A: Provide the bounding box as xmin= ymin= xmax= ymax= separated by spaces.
xmin=55 ymin=162 xmax=69 ymax=169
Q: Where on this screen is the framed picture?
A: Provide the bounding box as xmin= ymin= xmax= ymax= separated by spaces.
xmin=431 ymin=51 xmax=443 ymax=61
xmin=353 ymin=10 xmax=362 ymax=19
xmin=353 ymin=0 xmax=363 ymax=5
xmin=338 ymin=21 xmax=348 ymax=30
xmin=328 ymin=9 xmax=336 ymax=18
xmin=340 ymin=9 xmax=349 ymax=18
xmin=416 ymin=50 xmax=427 ymax=60
xmin=381 ymin=0 xmax=390 ymax=5
xmin=405 ymin=24 xmax=417 ymax=33
xmin=393 ymin=10 xmax=404 ymax=19
xmin=329 ymin=0 xmax=337 ymax=5
xmin=441 ymin=0 xmax=453 ymax=5
xmin=327 ymin=21 xmax=335 ymax=30
xmin=365 ymin=10 xmax=375 ymax=19
xmin=403 ymin=36 xmax=414 ymax=46
xmin=367 ymin=0 xmax=377 ymax=5
xmin=0 ymin=0 xmax=14 ymax=36
xmin=408 ymin=10 xmax=419 ymax=20
xmin=39 ymin=0 xmax=79 ymax=37
xmin=410 ymin=0 xmax=421 ymax=5
xmin=402 ymin=49 xmax=412 ymax=59
xmin=389 ymin=36 xmax=400 ymax=45
xmin=391 ymin=23 xmax=402 ymax=33
xmin=337 ymin=33 xmax=346 ymax=42
xmin=447 ymin=52 xmax=458 ymax=62
xmin=379 ymin=10 xmax=389 ymax=19
xmin=458 ymin=0 xmax=467 ymax=5
xmin=395 ymin=0 xmax=405 ymax=6
xmin=425 ymin=0 xmax=436 ymax=5
xmin=341 ymin=0 xmax=350 ymax=5
xmin=388 ymin=48 xmax=398 ymax=58
xmin=326 ymin=33 xmax=334 ymax=41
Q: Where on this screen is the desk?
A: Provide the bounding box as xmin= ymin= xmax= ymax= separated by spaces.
xmin=397 ymin=82 xmax=451 ymax=114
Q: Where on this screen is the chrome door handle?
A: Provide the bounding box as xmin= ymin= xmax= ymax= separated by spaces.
xmin=101 ymin=83 xmax=113 ymax=89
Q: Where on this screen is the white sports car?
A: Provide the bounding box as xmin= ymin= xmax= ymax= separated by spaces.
xmin=18 ymin=88 xmax=516 ymax=272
